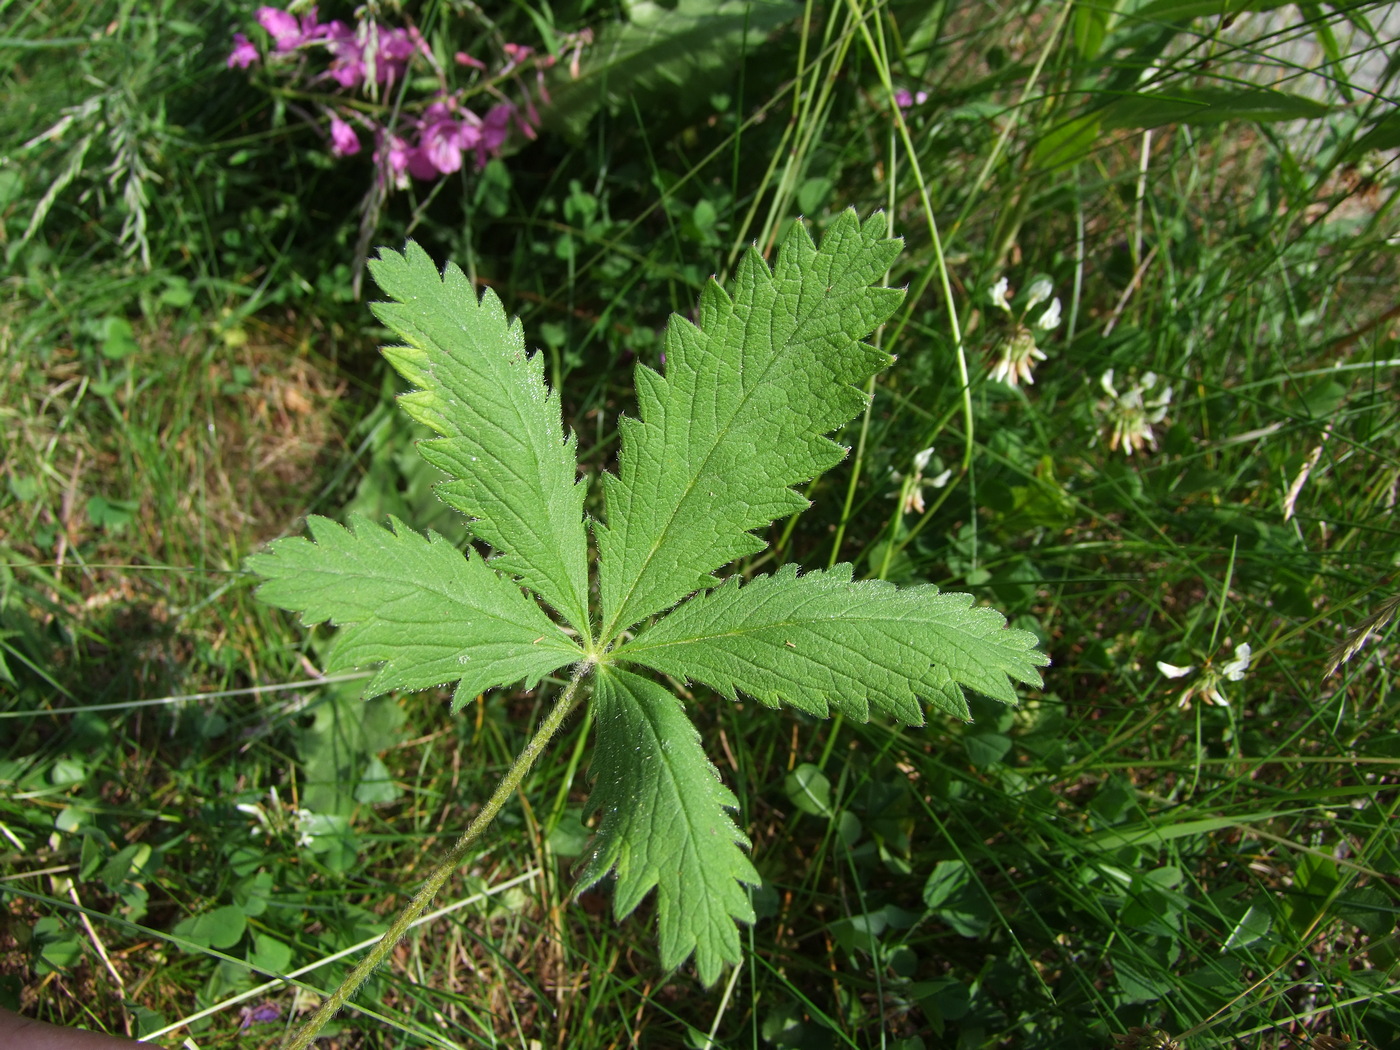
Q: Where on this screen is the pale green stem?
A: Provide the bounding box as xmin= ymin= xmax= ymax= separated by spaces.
xmin=827 ymin=374 xmax=878 ymax=569
xmin=944 ymin=0 xmax=1074 ymax=246
xmin=840 ymin=0 xmax=973 ymax=478
xmin=281 ymin=663 xmax=592 ymax=1050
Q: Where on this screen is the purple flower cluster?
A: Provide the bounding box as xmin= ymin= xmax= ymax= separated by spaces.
xmin=238 ymin=6 xmax=424 ymax=88
xmin=229 ymin=6 xmax=581 ymax=183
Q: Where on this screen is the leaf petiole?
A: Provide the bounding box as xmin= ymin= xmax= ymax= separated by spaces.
xmin=282 ymin=660 xmax=593 ymax=1050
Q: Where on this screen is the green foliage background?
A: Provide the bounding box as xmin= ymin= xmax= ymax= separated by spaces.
xmin=2 ymin=1 xmax=1398 ymax=1048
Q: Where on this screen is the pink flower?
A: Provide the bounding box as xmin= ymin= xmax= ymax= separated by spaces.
xmin=476 ymin=103 xmax=515 ymax=164
xmin=372 ymin=26 xmax=422 ymax=84
xmin=377 ymin=133 xmax=413 ymax=183
xmin=321 ymin=20 xmax=364 ymax=89
xmin=454 ymin=51 xmax=486 ymax=70
xmin=328 ymin=114 xmax=360 ymax=157
xmin=403 ymin=145 xmax=440 ymax=181
xmin=257 ymin=6 xmax=321 ymax=51
xmin=500 ymin=42 xmax=534 ymax=73
xmin=227 ymin=32 xmax=259 ymax=69
xmin=379 ymin=130 xmax=437 ymax=182
xmin=419 ymin=118 xmax=467 ymax=174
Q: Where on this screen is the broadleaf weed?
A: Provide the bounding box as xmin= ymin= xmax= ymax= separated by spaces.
xmin=248 ymin=208 xmax=1048 ymax=1038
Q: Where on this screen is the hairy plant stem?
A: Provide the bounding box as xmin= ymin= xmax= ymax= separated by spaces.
xmin=282 ymin=662 xmax=593 ymax=1050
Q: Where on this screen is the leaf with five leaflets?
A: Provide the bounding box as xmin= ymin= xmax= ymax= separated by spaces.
xmin=248 ymin=209 xmax=1050 ymax=988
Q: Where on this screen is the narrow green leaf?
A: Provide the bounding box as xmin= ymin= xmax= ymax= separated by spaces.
xmin=577 ymin=666 xmax=759 ymax=986
xmin=1131 ymin=0 xmax=1289 ymax=24
xmin=1342 ymin=109 xmax=1400 ymax=162
xmin=1029 ymin=113 xmax=1103 ymax=173
xmin=247 ymin=514 xmax=580 ymax=710
xmin=367 ymin=242 xmax=592 ymax=633
xmin=542 ymin=0 xmax=796 ymax=141
xmin=596 ymin=210 xmax=904 ymax=638
xmin=615 ymin=563 xmax=1047 ymax=722
xmin=1102 ymin=86 xmax=1333 ymax=130
xmin=1072 ymin=0 xmax=1115 ymax=59
xmin=1222 ymin=903 xmax=1272 ymax=950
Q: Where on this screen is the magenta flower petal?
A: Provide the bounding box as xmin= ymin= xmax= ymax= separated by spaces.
xmin=320 ymin=20 xmax=365 ymax=88
xmin=257 ymin=5 xmax=321 ymax=50
xmin=420 ymin=119 xmax=465 ymax=174
xmin=329 ymin=114 xmax=361 ymax=157
xmin=385 ymin=135 xmax=411 ymax=174
xmin=405 ymin=147 xmax=441 ymax=181
xmin=484 ymin=103 xmax=513 ymax=144
xmin=422 ymin=99 xmax=454 ymax=124
xmin=227 ymin=33 xmax=259 ymax=69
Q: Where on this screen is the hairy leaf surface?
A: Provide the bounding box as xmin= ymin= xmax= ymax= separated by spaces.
xmin=616 ymin=563 xmax=1049 ymax=722
xmin=368 ymin=243 xmax=591 ymax=632
xmin=248 ymin=515 xmax=580 ymax=710
xmin=578 ymin=666 xmax=759 ymax=987
xmin=595 ymin=210 xmax=904 ymax=637
xmin=248 ymin=212 xmax=1050 ymax=988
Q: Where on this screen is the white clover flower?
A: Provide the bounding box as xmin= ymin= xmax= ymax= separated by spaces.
xmin=896 ymin=447 xmax=950 ymax=514
xmin=1220 ymin=642 xmax=1252 ymax=681
xmin=989 ymin=328 xmax=1047 ymax=387
xmin=1155 ymin=661 xmax=1193 ymax=679
xmin=1157 ymin=642 xmax=1252 ymax=709
xmin=986 ymin=276 xmax=1058 ymax=387
xmin=1025 ymin=276 xmax=1054 ymax=310
xmin=295 ymin=808 xmax=317 ymax=848
xmin=1095 ymin=368 xmax=1173 ymax=455
xmin=237 ymin=802 xmax=273 ymax=839
xmin=989 ymin=277 xmax=1012 ymax=313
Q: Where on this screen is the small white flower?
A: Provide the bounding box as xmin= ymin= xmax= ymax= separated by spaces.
xmin=1158 ymin=642 xmax=1252 ymax=709
xmin=237 ymin=802 xmax=273 ymax=839
xmin=1221 ymin=643 xmax=1252 ymax=680
xmin=1025 ymin=277 xmax=1054 ymax=310
xmin=1035 ymin=297 xmax=1062 ymax=331
xmin=295 ymin=808 xmax=317 ymax=848
xmin=896 ymin=448 xmax=950 ymax=514
xmin=1094 ymin=369 xmax=1173 ymax=455
xmin=989 ymin=277 xmax=1012 ymax=313
xmin=989 ymin=329 xmax=1047 ymax=387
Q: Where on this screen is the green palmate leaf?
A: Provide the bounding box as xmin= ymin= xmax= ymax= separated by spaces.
xmin=247 ymin=514 xmax=580 ymax=710
xmin=367 ymin=243 xmax=591 ymax=633
xmin=577 ymin=666 xmax=759 ymax=986
xmin=615 ymin=563 xmax=1048 ymax=723
xmin=596 ymin=210 xmax=904 ymax=638
xmin=248 ymin=211 xmax=1048 ymax=996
